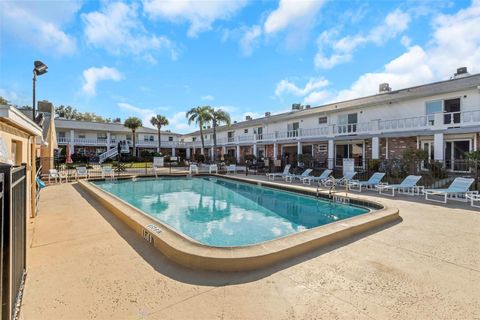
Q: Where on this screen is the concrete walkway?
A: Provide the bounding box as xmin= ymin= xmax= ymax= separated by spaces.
xmin=20 ymin=179 xmax=480 ymax=320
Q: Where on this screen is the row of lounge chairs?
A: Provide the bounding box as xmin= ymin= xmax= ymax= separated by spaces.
xmin=48 ymin=167 xmax=114 ymax=183
xmin=266 ymin=166 xmax=479 ymax=206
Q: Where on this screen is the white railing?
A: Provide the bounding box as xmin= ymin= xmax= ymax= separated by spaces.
xmin=57 ymin=137 xmax=70 ymax=144
xmin=300 ymin=126 xmax=330 ymax=137
xmin=379 ymin=115 xmax=430 ymax=131
xmin=99 ymin=146 xmax=118 ymax=163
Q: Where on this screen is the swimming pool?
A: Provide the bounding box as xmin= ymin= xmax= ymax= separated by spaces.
xmin=92 ymin=177 xmax=370 ymax=247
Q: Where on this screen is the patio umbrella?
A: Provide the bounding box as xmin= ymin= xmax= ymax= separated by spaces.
xmin=66 ymin=144 xmax=72 ymax=164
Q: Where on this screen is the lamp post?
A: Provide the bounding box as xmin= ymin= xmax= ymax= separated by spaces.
xmin=32 ymin=60 xmax=48 ymax=122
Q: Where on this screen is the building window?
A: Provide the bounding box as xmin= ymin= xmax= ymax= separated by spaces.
xmin=169 ymin=136 xmax=173 ymax=141
xmin=318 ymin=116 xmax=327 ymax=124
xmin=126 ymin=134 xmax=132 ymax=141
xmin=97 ymin=133 xmax=107 ymax=140
xmin=318 ymin=144 xmax=328 ymax=152
xmin=150 ymin=135 xmax=154 ymax=141
xmin=78 ymin=133 xmax=86 ymax=139
xmin=426 ymin=100 xmax=442 ymax=125
xmin=192 ymin=137 xmax=196 ymax=142
xmin=58 ymin=132 xmax=66 ymax=138
xmin=244 ymin=129 xmax=248 ymax=133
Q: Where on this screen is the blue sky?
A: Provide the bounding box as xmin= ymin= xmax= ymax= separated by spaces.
xmin=1 ymin=0 xmax=479 ymax=133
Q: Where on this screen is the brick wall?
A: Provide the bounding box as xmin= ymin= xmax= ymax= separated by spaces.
xmin=386 ymin=137 xmax=417 ymax=159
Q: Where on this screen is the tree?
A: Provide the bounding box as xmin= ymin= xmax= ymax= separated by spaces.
xmin=207 ymin=107 xmax=231 ymax=161
xmin=0 ymin=96 xmax=9 ymax=105
xmin=186 ymin=106 xmax=212 ymax=155
xmin=124 ymin=117 xmax=142 ymax=157
xmin=55 ymin=105 xmax=78 ymax=119
xmin=150 ymin=115 xmax=169 ymax=153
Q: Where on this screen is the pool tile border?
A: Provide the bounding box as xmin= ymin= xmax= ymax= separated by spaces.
xmin=79 ymin=176 xmax=400 ymax=272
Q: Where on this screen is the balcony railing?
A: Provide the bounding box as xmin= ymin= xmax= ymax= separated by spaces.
xmin=57 ymin=109 xmax=480 ymax=148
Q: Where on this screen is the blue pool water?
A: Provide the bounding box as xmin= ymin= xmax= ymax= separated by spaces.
xmin=92 ymin=177 xmax=369 ymax=247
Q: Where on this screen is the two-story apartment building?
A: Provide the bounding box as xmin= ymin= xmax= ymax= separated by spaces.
xmin=55 ymin=119 xmax=184 ymax=161
xmin=54 ymin=68 xmax=480 ymax=170
xmin=181 ymin=68 xmax=480 ymax=170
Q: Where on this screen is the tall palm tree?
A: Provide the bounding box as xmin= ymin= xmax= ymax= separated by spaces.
xmin=124 ymin=117 xmax=142 ymax=157
xmin=186 ymin=106 xmax=212 ymax=155
xmin=207 ymin=107 xmax=231 ymax=161
xmin=150 ymin=115 xmax=169 ymax=153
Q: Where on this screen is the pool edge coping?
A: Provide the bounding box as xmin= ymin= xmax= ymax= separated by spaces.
xmin=78 ymin=176 xmax=400 ymax=272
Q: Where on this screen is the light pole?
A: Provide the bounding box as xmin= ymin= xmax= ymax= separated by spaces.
xmin=32 ymin=60 xmax=48 ymax=122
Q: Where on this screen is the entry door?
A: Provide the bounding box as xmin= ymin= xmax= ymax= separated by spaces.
xmin=445 ymin=140 xmax=470 ymax=171
xmin=444 ymin=98 xmax=461 ymax=125
xmin=421 ymin=141 xmax=434 ymax=169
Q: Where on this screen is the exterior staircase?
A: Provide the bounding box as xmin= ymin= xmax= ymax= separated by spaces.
xmin=99 ymin=147 xmax=118 ymax=163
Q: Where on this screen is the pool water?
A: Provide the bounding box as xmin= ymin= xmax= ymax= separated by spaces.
xmin=92 ymin=177 xmax=370 ymax=247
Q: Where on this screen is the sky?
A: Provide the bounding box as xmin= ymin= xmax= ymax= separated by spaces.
xmin=1 ymin=0 xmax=479 ymax=133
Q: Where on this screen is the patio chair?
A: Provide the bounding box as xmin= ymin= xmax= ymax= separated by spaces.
xmin=189 ymin=164 xmax=199 ymax=174
xmin=75 ymin=167 xmax=89 ymax=180
xmin=301 ymin=169 xmax=332 ymax=185
xmin=48 ymin=169 xmax=60 ymax=183
xmin=466 ymin=193 xmax=480 ymax=208
xmin=209 ymin=164 xmax=218 ymax=174
xmin=348 ymin=172 xmax=385 ymax=192
xmin=266 ymin=164 xmax=291 ymax=180
xmin=285 ymin=168 xmax=313 ymax=182
xmin=377 ymin=175 xmax=422 ymax=197
xmin=424 ymin=177 xmax=477 ymax=203
xmin=101 ymin=166 xmax=114 ymax=179
xmin=227 ymin=165 xmax=236 ymax=174
xmin=324 ymin=171 xmax=357 ymax=187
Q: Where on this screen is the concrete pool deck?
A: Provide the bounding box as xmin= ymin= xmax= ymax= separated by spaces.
xmin=21 ymin=176 xmax=480 ymax=319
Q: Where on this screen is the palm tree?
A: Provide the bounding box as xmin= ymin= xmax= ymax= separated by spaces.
xmin=186 ymin=106 xmax=212 ymax=155
xmin=150 ymin=115 xmax=169 ymax=153
xmin=124 ymin=117 xmax=142 ymax=157
xmin=207 ymin=107 xmax=231 ymax=161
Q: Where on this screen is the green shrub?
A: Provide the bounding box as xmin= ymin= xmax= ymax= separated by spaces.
xmin=194 ymin=154 xmax=205 ymax=163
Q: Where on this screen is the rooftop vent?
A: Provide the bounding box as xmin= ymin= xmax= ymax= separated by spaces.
xmin=379 ymin=83 xmax=391 ymax=93
xmin=265 ymin=112 xmax=271 ymax=117
xmin=234 ymin=121 xmax=237 ymax=124
xmin=454 ymin=67 xmax=469 ymax=78
xmin=305 ymin=105 xmax=311 ymax=109
xmin=245 ymin=115 xmax=252 ymax=121
xmin=292 ymin=103 xmax=302 ymax=111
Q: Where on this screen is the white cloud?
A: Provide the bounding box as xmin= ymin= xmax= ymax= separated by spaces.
xmin=275 ymin=77 xmax=329 ymax=97
xmin=400 ymin=35 xmax=411 ymax=47
xmin=201 ymin=95 xmax=215 ymax=101
xmin=82 ymin=67 xmax=123 ymax=96
xmin=264 ymin=0 xmax=326 ymax=34
xmin=83 ymin=2 xmax=178 ymax=60
xmin=143 ymin=0 xmax=248 ymax=37
xmin=168 ymin=112 xmax=197 ymax=133
xmin=0 ymin=1 xmax=78 ymax=55
xmin=118 ymin=102 xmax=157 ymax=127
xmin=315 ymin=9 xmax=411 ymax=69
xmin=240 ymin=25 xmax=262 ymax=56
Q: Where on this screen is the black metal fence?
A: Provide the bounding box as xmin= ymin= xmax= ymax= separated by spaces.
xmin=0 ymin=164 xmax=27 ymax=320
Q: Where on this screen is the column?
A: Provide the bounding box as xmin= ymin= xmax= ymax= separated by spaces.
xmin=434 ymin=133 xmax=444 ymax=161
xmin=253 ymin=144 xmax=257 ymax=157
xmin=273 ymin=143 xmax=278 ymax=160
xmin=171 ymin=147 xmax=176 ymax=157
xmin=297 ymin=141 xmax=302 ymax=155
xmin=107 ymin=132 xmax=111 ymax=151
xmin=236 ymin=144 xmax=241 ymax=163
xmin=222 ymin=146 xmax=226 ymax=157
xmin=371 ymin=136 xmax=379 ymax=160
xmin=186 ymin=147 xmax=191 ymax=160
xmin=200 ymin=147 xmax=204 ymax=155
xmin=69 ymin=129 xmax=75 ymax=154
xmin=327 ymin=139 xmax=334 ymax=169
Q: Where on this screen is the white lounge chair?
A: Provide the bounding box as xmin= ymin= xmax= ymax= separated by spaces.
xmin=466 ymin=193 xmax=480 ymax=208
xmin=189 ymin=164 xmax=199 ymax=174
xmin=424 ymin=177 xmax=477 ymax=203
xmin=285 ymin=168 xmax=313 ymax=182
xmin=348 ymin=172 xmax=385 ymax=192
xmin=227 ymin=165 xmax=236 ymax=174
xmin=75 ymin=166 xmax=88 ymax=180
xmin=325 ymin=171 xmax=357 ymax=187
xmin=101 ymin=166 xmax=114 ymax=179
xmin=377 ymin=175 xmax=422 ymax=197
xmin=209 ymin=164 xmax=218 ymax=174
xmin=48 ymin=169 xmax=60 ymax=183
xmin=301 ymin=169 xmax=332 ymax=185
xmin=266 ymin=164 xmax=291 ymax=180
